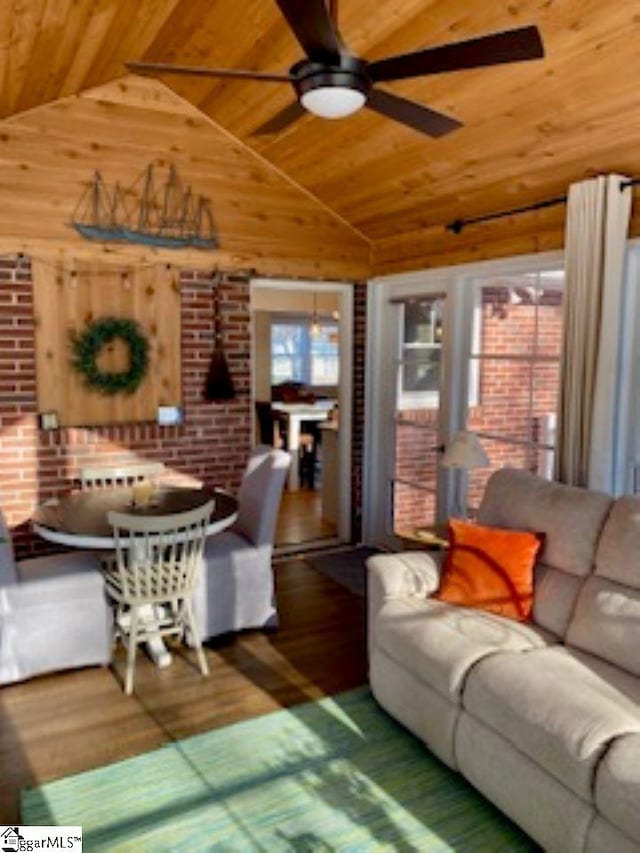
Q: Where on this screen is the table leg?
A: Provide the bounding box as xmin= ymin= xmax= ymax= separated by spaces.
xmin=287 ymin=415 xmax=301 ymax=491
xmin=115 ymin=605 xmax=173 ymax=668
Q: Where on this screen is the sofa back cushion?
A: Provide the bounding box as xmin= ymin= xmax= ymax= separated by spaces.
xmin=566 ymin=496 xmax=640 ymax=677
xmin=0 ymin=508 xmax=17 ymax=586
xmin=478 ymin=469 xmax=613 ymax=636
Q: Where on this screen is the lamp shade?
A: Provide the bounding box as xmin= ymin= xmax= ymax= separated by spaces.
xmin=441 ymin=431 xmax=490 ymax=470
xmin=300 ymin=86 xmax=366 ymax=119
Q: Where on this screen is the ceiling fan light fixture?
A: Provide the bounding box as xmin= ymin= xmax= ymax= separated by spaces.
xmin=300 ymin=85 xmax=366 ymax=119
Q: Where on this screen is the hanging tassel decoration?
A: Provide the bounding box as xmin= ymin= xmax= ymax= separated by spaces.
xmin=203 ymin=271 xmax=236 ymax=402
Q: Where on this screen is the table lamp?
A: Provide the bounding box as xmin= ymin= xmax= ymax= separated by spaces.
xmin=441 ymin=430 xmax=490 ymax=519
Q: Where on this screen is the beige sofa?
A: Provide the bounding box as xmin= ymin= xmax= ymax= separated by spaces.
xmin=368 ymin=468 xmax=640 ymax=853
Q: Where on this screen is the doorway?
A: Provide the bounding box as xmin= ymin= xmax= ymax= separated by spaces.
xmin=250 ymin=278 xmax=353 ymax=551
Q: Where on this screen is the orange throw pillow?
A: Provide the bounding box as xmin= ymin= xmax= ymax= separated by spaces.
xmin=435 ymin=518 xmax=542 ymax=622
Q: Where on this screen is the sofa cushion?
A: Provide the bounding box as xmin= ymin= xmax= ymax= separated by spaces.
xmin=478 ymin=468 xmax=612 ymax=576
xmin=436 ymin=518 xmax=540 ymax=622
xmin=463 ymin=646 xmax=640 ymax=801
xmin=566 ymin=576 xmax=640 ymax=678
xmin=0 ymin=508 xmax=17 ymax=585
xmin=456 ymin=713 xmax=593 ymax=853
xmin=586 ymin=817 xmax=640 ymax=853
xmin=595 ymin=733 xmax=640 ymax=845
xmin=594 ymin=495 xmax=640 ymax=587
xmin=477 ymin=469 xmax=613 ymax=638
xmin=373 ymin=597 xmax=555 ymax=702
xmin=533 ymin=561 xmax=585 ymax=637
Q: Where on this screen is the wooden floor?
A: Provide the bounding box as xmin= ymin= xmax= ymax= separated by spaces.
xmin=0 ymin=557 xmax=366 ymax=823
xmin=275 ymin=488 xmax=337 ymax=547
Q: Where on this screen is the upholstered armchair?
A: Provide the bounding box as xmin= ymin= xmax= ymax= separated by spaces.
xmin=0 ymin=511 xmax=112 ymax=685
xmin=193 ymin=445 xmax=290 ymax=640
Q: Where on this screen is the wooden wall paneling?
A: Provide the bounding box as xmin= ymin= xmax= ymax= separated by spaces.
xmin=33 ymin=259 xmax=181 ymax=426
xmin=372 ymin=179 xmax=640 ymax=276
xmin=0 ymin=78 xmax=369 ymax=280
xmin=371 ymin=205 xmax=569 ymax=274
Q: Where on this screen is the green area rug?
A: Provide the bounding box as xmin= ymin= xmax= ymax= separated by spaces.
xmin=22 ymin=688 xmax=536 ymax=852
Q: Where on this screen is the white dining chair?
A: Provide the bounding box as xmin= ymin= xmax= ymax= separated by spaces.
xmin=105 ymin=500 xmax=214 ymax=695
xmin=79 ymin=462 xmax=166 ymax=491
xmin=0 ymin=508 xmax=111 ymax=685
xmin=193 ymin=445 xmax=290 ymax=641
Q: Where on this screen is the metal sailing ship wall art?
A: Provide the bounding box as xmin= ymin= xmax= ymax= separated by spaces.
xmin=70 ymin=164 xmax=218 ymax=250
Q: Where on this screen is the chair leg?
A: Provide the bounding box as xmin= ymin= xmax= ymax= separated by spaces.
xmin=124 ymin=607 xmax=139 ymax=695
xmin=111 ymin=603 xmax=124 ymax=648
xmin=183 ymin=599 xmax=209 ymax=677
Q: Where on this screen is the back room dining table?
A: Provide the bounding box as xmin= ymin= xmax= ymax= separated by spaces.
xmin=32 ymin=485 xmax=239 ymax=667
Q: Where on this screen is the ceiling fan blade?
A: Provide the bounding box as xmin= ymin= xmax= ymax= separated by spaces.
xmin=368 ymin=25 xmax=544 ymax=83
xmin=275 ymin=0 xmax=344 ymax=62
xmin=367 ymin=88 xmax=462 ymax=138
xmin=253 ymin=100 xmax=307 ymax=135
xmin=126 ymin=61 xmax=293 ymax=83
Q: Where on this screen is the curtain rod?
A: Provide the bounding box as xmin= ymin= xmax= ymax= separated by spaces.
xmin=446 ymin=175 xmax=640 ymax=235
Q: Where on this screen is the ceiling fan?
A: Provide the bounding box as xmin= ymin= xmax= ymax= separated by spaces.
xmin=127 ymin=0 xmax=544 ymax=138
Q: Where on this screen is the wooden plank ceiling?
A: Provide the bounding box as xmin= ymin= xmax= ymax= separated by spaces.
xmin=1 ymin=0 xmax=640 ymax=275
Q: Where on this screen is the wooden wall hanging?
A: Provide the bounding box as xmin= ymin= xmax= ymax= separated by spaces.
xmin=33 ymin=259 xmax=181 ymax=427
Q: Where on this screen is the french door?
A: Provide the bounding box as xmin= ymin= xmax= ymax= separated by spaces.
xmin=363 ymin=252 xmax=565 ymax=551
xmin=391 ymin=293 xmax=448 ymax=539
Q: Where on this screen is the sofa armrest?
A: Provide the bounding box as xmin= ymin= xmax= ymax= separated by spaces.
xmin=367 ymin=551 xmax=444 ymax=657
xmin=367 ymin=551 xmax=443 ymax=601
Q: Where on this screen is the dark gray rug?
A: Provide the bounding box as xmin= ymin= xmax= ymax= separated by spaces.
xmin=304 ymin=546 xmax=380 ymax=597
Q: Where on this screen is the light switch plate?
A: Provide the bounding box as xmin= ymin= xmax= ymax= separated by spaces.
xmin=39 ymin=411 xmax=59 ymax=430
xmin=157 ymin=406 xmax=183 ymax=426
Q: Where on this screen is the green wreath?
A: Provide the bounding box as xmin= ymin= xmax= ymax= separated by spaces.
xmin=70 ymin=317 xmax=149 ymax=395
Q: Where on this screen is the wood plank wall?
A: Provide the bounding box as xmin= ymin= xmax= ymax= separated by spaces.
xmin=33 ymin=259 xmax=181 ymax=426
xmin=373 ymin=192 xmax=640 ymax=275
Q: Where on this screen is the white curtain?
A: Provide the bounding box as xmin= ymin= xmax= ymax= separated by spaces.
xmin=555 ymin=174 xmax=632 ymax=489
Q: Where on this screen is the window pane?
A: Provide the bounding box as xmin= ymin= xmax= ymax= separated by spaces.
xmin=536 ymin=289 xmax=563 ymax=358
xmin=310 ymin=324 xmax=339 ymax=385
xmin=475 ymin=282 xmax=537 ymax=356
xmin=473 ymin=275 xmax=563 ymax=359
xmin=401 ymin=348 xmax=441 ymax=394
xmin=394 ymin=419 xmax=439 ymax=482
xmin=467 ymin=437 xmax=539 ymax=512
xmin=404 ymin=299 xmax=444 ymax=345
xmin=271 ymin=322 xmax=308 ymax=384
xmin=393 ymin=482 xmax=437 ymax=536
xmin=272 ymin=323 xmax=304 ymax=355
xmin=399 ymin=298 xmax=444 ymax=407
xmin=468 ymin=356 xmax=534 ymax=442
xmin=272 ymin=355 xmax=303 ymax=383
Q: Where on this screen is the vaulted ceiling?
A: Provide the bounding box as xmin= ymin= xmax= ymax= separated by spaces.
xmin=1 ymin=0 xmax=640 ymax=276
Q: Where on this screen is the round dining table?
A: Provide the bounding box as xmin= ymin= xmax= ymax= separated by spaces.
xmin=32 ymin=485 xmax=239 ymax=669
xmin=33 ymin=486 xmax=239 ymax=550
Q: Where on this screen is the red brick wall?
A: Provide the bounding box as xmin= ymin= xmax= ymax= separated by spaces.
xmin=0 ymin=256 xmax=367 ymax=557
xmin=351 ymin=281 xmax=367 ymax=540
xmin=0 ymin=257 xmax=252 ymax=558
